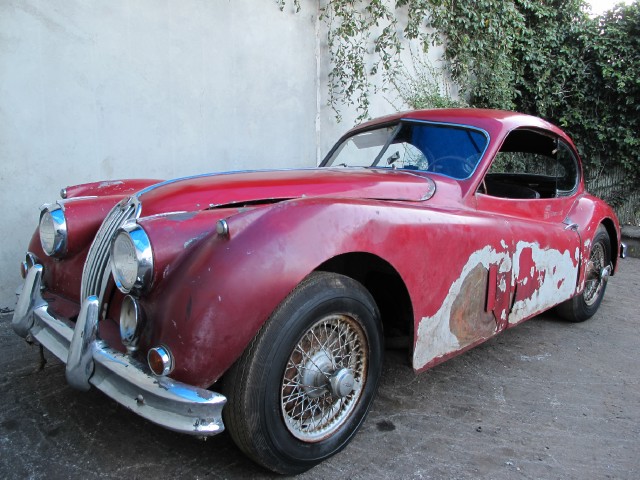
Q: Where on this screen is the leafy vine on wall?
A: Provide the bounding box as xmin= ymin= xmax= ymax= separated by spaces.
xmin=277 ymin=0 xmax=640 ymax=223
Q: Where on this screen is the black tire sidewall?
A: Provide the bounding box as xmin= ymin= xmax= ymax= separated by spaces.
xmin=257 ymin=276 xmax=383 ymax=472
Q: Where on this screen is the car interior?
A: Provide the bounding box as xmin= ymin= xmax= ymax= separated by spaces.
xmin=480 ymin=129 xmax=579 ymax=199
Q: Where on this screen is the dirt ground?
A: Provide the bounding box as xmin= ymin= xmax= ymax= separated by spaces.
xmin=1 ymin=257 xmax=638 ymax=479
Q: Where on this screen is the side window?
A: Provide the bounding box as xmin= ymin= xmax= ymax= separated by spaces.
xmin=483 ymin=130 xmax=579 ymax=199
xmin=556 ymin=141 xmax=580 ymax=194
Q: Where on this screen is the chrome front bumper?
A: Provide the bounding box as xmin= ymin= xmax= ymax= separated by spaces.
xmin=12 ymin=264 xmax=226 ymax=436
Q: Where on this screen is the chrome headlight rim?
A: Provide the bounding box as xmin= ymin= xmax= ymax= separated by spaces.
xmin=39 ymin=203 xmax=68 ymax=258
xmin=120 ymin=295 xmax=145 ymax=352
xmin=110 ymin=223 xmax=154 ymax=294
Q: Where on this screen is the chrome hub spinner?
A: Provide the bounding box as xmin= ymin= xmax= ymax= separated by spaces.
xmin=280 ymin=314 xmax=368 ymax=442
xmin=301 ymin=351 xmax=333 ymax=398
xmin=329 ymin=367 xmax=355 ymax=398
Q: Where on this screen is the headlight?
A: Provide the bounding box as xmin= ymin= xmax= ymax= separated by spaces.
xmin=110 ymin=223 xmax=153 ymax=294
xmin=39 ymin=204 xmax=67 ymax=257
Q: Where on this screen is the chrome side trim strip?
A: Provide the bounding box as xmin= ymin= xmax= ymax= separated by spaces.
xmin=13 ymin=264 xmax=227 ymax=436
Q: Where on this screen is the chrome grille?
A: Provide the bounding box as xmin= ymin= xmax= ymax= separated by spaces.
xmin=81 ymin=198 xmax=137 ymax=301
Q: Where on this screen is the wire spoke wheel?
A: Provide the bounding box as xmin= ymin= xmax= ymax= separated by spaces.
xmin=281 ymin=314 xmax=368 ymax=442
xmin=584 ymin=242 xmax=605 ymax=306
xmin=556 ymin=225 xmax=611 ymax=323
xmin=222 ymin=272 xmax=383 ymax=474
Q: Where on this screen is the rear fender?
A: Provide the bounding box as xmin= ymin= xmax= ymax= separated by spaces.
xmin=565 ymin=194 xmax=622 ymax=292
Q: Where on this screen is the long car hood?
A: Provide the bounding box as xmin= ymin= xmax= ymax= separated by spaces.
xmin=136 ymin=168 xmax=435 ymax=216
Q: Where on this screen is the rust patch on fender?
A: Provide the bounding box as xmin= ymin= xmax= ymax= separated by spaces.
xmin=449 ymin=264 xmax=496 ymax=347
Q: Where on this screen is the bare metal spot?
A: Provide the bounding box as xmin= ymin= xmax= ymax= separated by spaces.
xmin=449 ymin=264 xmax=496 ymax=346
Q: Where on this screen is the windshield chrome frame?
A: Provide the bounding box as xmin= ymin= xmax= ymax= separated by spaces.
xmin=320 ymin=119 xmax=491 ymax=182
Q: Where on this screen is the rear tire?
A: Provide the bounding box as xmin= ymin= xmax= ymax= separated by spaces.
xmin=557 ymin=225 xmax=611 ymax=322
xmin=222 ymin=272 xmax=383 ymax=474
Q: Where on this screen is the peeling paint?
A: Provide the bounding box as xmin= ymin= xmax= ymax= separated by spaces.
xmin=414 ymin=239 xmax=580 ymax=370
xmin=508 ymin=241 xmax=578 ymax=324
xmin=414 ymin=245 xmax=511 ymax=370
xmin=98 ymin=180 xmax=124 ymax=188
xmin=184 ymin=233 xmax=208 ymax=249
xmin=163 ymin=265 xmax=172 ymax=279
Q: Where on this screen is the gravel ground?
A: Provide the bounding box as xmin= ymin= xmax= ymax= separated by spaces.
xmin=1 ymin=257 xmax=638 ymax=479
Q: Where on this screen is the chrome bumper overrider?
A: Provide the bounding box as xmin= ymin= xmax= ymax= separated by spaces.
xmin=12 ymin=264 xmax=226 ymax=436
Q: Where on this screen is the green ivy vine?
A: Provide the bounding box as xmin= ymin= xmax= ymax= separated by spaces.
xmin=277 ymin=0 xmax=640 ymax=223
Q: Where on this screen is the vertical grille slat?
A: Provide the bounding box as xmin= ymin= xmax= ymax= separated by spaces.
xmin=81 ymin=200 xmax=137 ymax=301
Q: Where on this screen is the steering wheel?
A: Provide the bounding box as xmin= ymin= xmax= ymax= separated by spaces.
xmin=427 ymin=155 xmax=473 ymax=178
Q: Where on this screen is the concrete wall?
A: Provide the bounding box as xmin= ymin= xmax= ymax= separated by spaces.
xmin=0 ymin=0 xmax=432 ymax=309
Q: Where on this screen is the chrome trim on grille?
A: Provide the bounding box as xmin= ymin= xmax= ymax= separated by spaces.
xmin=81 ymin=198 xmax=139 ymax=302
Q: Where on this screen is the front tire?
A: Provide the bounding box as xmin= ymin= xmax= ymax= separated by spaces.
xmin=223 ymin=272 xmax=383 ymax=474
xmin=557 ymin=225 xmax=611 ymax=322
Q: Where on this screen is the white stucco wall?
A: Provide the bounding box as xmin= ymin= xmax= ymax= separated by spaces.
xmin=0 ymin=0 xmax=323 ymax=308
xmin=0 ymin=0 xmax=443 ymax=309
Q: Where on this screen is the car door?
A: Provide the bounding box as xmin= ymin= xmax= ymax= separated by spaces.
xmin=475 ymin=129 xmax=582 ymax=326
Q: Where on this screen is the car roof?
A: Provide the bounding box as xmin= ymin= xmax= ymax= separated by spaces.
xmin=352 ymin=108 xmax=572 ymax=145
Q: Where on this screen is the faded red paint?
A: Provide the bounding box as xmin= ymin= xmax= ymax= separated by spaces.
xmin=26 ymin=108 xmax=622 ymax=389
xmin=64 ymin=179 xmax=161 ymax=199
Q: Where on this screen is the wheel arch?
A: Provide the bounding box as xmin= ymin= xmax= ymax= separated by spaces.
xmin=315 ymin=252 xmax=414 ymax=351
xmin=600 ymin=217 xmax=619 ymax=272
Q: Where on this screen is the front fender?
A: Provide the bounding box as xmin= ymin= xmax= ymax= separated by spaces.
xmin=64 ymin=178 xmax=161 ymax=199
xmin=144 ymin=197 xmax=411 ymax=388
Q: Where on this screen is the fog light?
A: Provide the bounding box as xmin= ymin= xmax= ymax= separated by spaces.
xmin=120 ymin=295 xmax=144 ymax=352
xmin=148 ymin=345 xmax=174 ymax=376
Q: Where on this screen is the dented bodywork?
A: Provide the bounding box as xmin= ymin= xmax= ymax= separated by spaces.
xmin=13 ymin=108 xmax=622 ymax=443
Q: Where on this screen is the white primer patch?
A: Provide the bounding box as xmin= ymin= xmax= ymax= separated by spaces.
xmin=414 ymin=245 xmax=511 ymax=370
xmin=98 ymin=180 xmax=124 ymax=188
xmin=414 ymin=240 xmax=579 ymax=370
xmin=508 ymin=241 xmax=578 ymax=324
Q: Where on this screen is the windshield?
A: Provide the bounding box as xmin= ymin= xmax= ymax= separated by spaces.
xmin=322 ymin=121 xmax=489 ymax=180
